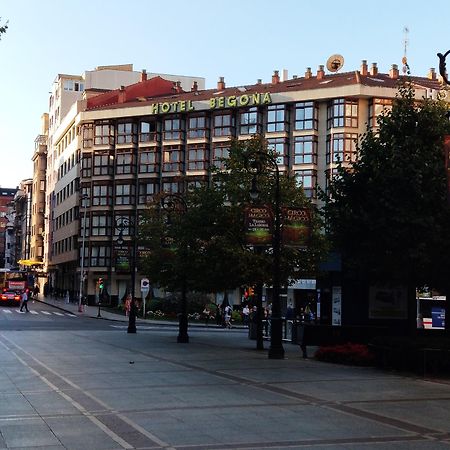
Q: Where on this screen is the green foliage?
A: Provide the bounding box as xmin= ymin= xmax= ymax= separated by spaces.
xmin=0 ymin=18 xmax=8 ymax=39
xmin=139 ymin=135 xmax=328 ymax=296
xmin=323 ymin=81 xmax=450 ymax=286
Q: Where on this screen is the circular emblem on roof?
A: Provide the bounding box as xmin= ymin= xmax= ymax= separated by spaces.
xmin=326 ymin=54 xmax=345 ymax=73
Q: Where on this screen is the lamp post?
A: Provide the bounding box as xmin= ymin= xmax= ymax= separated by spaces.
xmin=78 ymin=194 xmax=88 ymax=313
xmin=115 ymin=218 xmax=137 ymax=334
xmin=161 ymin=193 xmax=189 ymax=343
xmin=245 ymin=150 xmax=284 ymax=359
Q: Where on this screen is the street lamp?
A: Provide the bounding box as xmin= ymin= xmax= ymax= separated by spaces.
xmin=245 ymin=150 xmax=284 ymax=359
xmin=78 ymin=194 xmax=88 ymax=313
xmin=115 ymin=217 xmax=137 ymax=334
xmin=161 ymin=193 xmax=189 ymax=343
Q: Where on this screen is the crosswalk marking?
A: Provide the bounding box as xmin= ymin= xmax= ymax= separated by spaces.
xmin=0 ymin=309 xmax=79 ymax=317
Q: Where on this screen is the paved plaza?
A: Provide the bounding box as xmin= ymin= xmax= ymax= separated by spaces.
xmin=0 ymin=297 xmax=449 ymax=449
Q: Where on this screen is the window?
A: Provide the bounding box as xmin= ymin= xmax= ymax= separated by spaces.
xmin=92 ymin=184 xmax=112 ymax=206
xmin=326 ymin=133 xmax=358 ymax=164
xmin=295 ymin=101 xmax=318 ymax=130
xmin=294 ymin=136 xmax=318 ymax=164
xmin=82 ymin=123 xmax=94 ymax=148
xmin=138 ymin=181 xmax=159 ymax=204
xmin=116 ymin=152 xmax=133 ymax=174
xmin=327 ymin=98 xmax=358 ymax=129
xmin=139 ymin=120 xmax=159 ymax=142
xmin=187 ymin=144 xmax=208 ymax=170
xmin=187 ymin=179 xmax=206 ymax=191
xmin=188 ymin=116 xmax=208 ymax=139
xmin=117 ymin=122 xmax=136 ymax=144
xmin=115 ymin=184 xmax=134 ymax=205
xmin=90 ymin=245 xmax=111 ymax=267
xmin=162 ymin=146 xmax=182 ymax=172
xmin=239 ymin=107 xmax=258 ymax=135
xmin=267 ymin=138 xmax=287 ymax=166
xmin=213 ymin=113 xmax=235 ymax=136
xmin=91 ymin=215 xmax=111 ymax=236
xmin=368 ymin=98 xmax=392 ymax=128
xmin=162 ymin=180 xmax=182 ymax=194
xmin=212 ymin=143 xmax=230 ymax=169
xmin=267 ymin=105 xmax=286 ymax=132
xmin=94 ymin=122 xmax=114 ymax=146
xmin=295 ymin=170 xmax=317 ymax=198
xmin=163 ymin=118 xmax=184 ymax=140
xmin=139 ymin=149 xmax=159 ymax=173
xmin=93 ymin=152 xmax=113 ymax=175
xmin=81 ymin=155 xmax=92 ymax=178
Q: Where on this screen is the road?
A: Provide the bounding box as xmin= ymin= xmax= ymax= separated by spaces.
xmin=1 ymin=301 xmax=450 ymax=449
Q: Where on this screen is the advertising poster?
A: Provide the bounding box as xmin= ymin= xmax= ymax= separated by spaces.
xmin=115 ymin=248 xmax=131 ymax=272
xmin=431 ymin=307 xmax=445 ymax=329
xmin=332 ymin=286 xmax=342 ymax=326
xmin=282 ymin=207 xmax=310 ymax=247
xmin=244 ymin=205 xmax=273 ymax=246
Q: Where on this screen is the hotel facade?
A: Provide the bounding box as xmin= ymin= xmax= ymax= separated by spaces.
xmin=42 ymin=61 xmax=446 ymax=308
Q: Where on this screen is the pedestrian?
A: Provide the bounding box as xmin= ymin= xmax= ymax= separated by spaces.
xmin=124 ymin=294 xmax=131 ymax=317
xmin=242 ymin=304 xmax=250 ymax=326
xmin=20 ymin=290 xmax=29 ymax=312
xmin=33 ymin=285 xmax=39 ymax=300
xmin=215 ymin=305 xmax=222 ymax=326
xmin=202 ymin=305 xmax=211 ymax=326
xmin=224 ymin=304 xmax=232 ymax=329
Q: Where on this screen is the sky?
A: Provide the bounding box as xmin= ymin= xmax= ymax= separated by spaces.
xmin=1 ymin=0 xmax=450 ymax=189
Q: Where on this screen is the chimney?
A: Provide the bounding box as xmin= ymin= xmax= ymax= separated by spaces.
xmin=389 ymin=64 xmax=399 ymax=80
xmin=217 ymin=76 xmax=225 ymax=90
xmin=141 ymin=69 xmax=147 ymax=82
xmin=360 ymin=60 xmax=368 ymax=76
xmin=118 ymin=85 xmax=126 ymax=103
xmin=317 ymin=65 xmax=325 ymax=80
xmin=257 ymin=79 xmax=262 ymax=84
xmin=191 ymin=81 xmax=198 ymax=92
xmin=305 ymin=67 xmax=312 ymax=79
xmin=370 ymin=62 xmax=378 ymax=76
xmin=173 ymin=81 xmax=182 ymax=93
xmin=428 ymin=67 xmax=436 ymax=80
xmin=282 ymin=69 xmax=288 ymax=82
xmin=293 ymin=75 xmax=298 ymax=79
xmin=272 ymin=70 xmax=280 ymax=84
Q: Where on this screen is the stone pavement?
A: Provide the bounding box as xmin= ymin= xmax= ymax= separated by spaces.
xmin=1 ymin=295 xmax=449 ymax=449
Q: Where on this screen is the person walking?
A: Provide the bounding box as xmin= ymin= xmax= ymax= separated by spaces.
xmin=20 ymin=290 xmax=29 ymax=312
xmin=224 ymin=305 xmax=232 ymax=329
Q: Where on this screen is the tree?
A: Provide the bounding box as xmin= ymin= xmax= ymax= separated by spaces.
xmin=0 ymin=18 xmax=8 ymax=40
xmin=323 ymin=81 xmax=450 ymax=322
xmin=139 ymin=135 xmax=327 ymax=298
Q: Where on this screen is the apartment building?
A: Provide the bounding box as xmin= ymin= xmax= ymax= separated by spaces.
xmin=46 ymin=60 xmax=445 ymax=305
xmin=44 ymin=64 xmax=205 ymax=297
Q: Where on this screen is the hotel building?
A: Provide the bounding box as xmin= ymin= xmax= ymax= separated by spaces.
xmin=44 ymin=61 xmax=445 ymax=306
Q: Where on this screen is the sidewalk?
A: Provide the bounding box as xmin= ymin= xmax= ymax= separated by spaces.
xmin=36 ymin=294 xmax=247 ymax=329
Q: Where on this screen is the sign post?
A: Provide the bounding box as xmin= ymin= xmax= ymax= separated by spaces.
xmin=140 ymin=278 xmax=150 ymax=318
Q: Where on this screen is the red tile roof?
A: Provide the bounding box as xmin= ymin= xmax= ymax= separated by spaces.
xmin=85 ymin=71 xmax=442 ymax=112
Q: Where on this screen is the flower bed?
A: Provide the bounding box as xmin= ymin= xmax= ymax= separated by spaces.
xmin=314 ymin=342 xmax=375 ymax=366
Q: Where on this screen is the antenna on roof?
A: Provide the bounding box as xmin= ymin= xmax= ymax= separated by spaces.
xmin=402 ymin=26 xmax=409 ymax=74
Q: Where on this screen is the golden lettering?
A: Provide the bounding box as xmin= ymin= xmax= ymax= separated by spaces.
xmin=262 ymin=93 xmax=272 ymax=104
xmin=218 ymin=97 xmax=225 ymax=108
xmin=187 ymin=100 xmax=195 ymax=111
xmin=252 ymin=93 xmax=261 ymax=105
xmin=179 ymin=101 xmax=186 ymax=112
xmin=150 ymin=103 xmax=159 ymax=114
xmin=239 ymin=95 xmax=249 ymax=106
xmin=210 ymin=98 xmax=216 ymax=108
xmin=160 ymin=103 xmax=170 ymax=113
xmin=227 ymin=96 xmax=237 ymax=107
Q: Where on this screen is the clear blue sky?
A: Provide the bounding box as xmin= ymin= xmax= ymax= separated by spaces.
xmin=1 ymin=0 xmax=449 ymax=189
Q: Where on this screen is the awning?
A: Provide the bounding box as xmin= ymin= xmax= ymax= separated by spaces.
xmin=17 ymin=260 xmax=45 ymax=267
